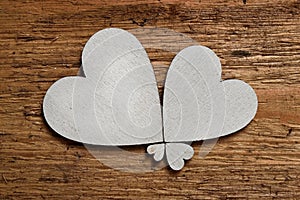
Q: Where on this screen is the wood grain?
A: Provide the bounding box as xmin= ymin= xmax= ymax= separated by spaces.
xmin=0 ymin=0 xmax=299 ymax=199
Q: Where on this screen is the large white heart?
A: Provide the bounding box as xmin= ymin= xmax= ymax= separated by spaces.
xmin=163 ymin=45 xmax=258 ymax=142
xmin=43 ymin=28 xmax=163 ymax=145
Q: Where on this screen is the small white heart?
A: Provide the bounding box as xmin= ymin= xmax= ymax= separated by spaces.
xmin=147 ymin=143 xmax=165 ymax=161
xmin=166 ymin=143 xmax=194 ymax=171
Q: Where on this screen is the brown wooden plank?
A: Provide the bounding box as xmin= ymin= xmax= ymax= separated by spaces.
xmin=0 ymin=0 xmax=299 ymax=199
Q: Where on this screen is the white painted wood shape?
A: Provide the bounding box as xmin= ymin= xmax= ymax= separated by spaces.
xmin=43 ymin=28 xmax=258 ymax=171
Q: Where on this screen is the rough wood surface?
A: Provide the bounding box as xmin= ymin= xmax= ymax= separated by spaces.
xmin=0 ymin=0 xmax=299 ymax=199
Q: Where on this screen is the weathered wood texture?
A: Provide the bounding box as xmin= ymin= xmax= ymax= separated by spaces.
xmin=0 ymin=0 xmax=299 ymax=199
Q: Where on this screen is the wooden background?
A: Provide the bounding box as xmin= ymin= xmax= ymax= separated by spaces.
xmin=1 ymin=0 xmax=299 ymax=199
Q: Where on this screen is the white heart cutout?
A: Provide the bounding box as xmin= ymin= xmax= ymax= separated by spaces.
xmin=44 ymin=28 xmax=163 ymax=145
xmin=147 ymin=143 xmax=165 ymax=162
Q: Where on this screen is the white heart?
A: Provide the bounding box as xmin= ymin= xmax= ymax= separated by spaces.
xmin=166 ymin=143 xmax=194 ymax=171
xmin=147 ymin=143 xmax=165 ymax=161
xmin=43 ymin=28 xmax=163 ymax=145
xmin=163 ymin=45 xmax=257 ymax=142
